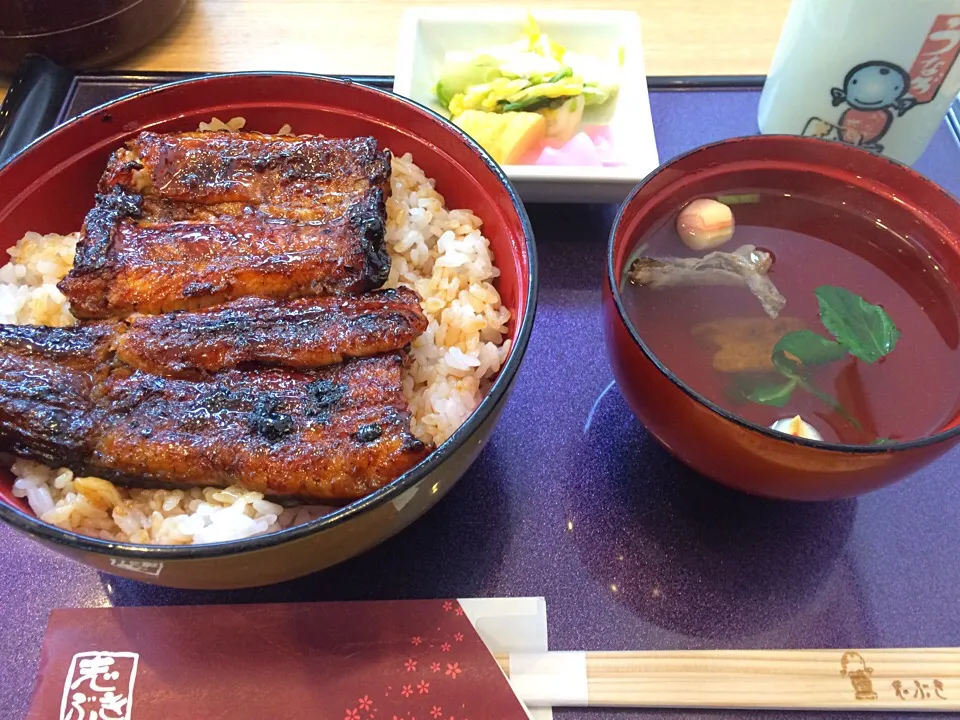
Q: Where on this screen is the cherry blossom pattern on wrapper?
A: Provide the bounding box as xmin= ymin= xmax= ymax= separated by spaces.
xmin=370 ymin=600 xmax=523 ymax=720
xmin=345 ymin=694 xmax=377 ymax=720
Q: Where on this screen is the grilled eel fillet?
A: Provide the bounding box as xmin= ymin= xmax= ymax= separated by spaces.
xmin=59 ymin=132 xmax=393 ymax=319
xmin=115 ymin=287 xmax=427 ymax=378
xmin=0 ymin=322 xmax=431 ymax=501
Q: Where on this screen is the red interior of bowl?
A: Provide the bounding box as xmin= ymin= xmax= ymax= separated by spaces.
xmin=0 ymin=73 xmax=532 ymax=512
xmin=612 ymin=135 xmax=960 ymax=437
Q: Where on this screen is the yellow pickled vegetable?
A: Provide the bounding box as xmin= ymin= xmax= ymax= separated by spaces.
xmin=504 ymin=77 xmax=584 ymax=106
xmin=521 ymin=12 xmax=565 ymax=61
xmin=537 ymin=95 xmax=585 ymax=142
xmin=453 ymin=110 xmax=546 ymax=165
xmin=448 ymin=78 xmax=531 ymax=116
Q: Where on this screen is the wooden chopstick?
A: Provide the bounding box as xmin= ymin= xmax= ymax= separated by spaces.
xmin=495 ymin=648 xmax=960 ymax=711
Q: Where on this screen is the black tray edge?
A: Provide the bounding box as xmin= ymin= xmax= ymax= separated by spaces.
xmin=2 ymin=55 xmax=956 ymax=170
xmin=0 ymin=55 xmax=769 ymax=167
xmin=0 ymin=55 xmax=73 ymax=166
xmin=54 ymin=72 xmax=403 ymax=126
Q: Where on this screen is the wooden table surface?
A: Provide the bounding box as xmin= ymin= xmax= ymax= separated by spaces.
xmin=0 ymin=0 xmax=790 ymax=100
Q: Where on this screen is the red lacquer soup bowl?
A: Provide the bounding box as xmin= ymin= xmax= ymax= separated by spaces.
xmin=603 ymin=135 xmax=960 ymax=501
xmin=0 ymin=73 xmax=537 ymax=588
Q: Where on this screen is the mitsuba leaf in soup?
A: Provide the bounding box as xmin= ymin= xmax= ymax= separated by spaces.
xmin=815 ymin=285 xmax=901 ymax=363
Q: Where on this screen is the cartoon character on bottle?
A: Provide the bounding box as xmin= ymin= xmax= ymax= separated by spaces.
xmin=804 ymin=61 xmax=916 ymax=152
xmin=802 ymin=14 xmax=960 ymax=155
xmin=828 ymin=61 xmax=917 ymax=151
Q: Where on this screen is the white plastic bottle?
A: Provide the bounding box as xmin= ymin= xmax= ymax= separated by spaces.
xmin=758 ymin=0 xmax=960 ymax=165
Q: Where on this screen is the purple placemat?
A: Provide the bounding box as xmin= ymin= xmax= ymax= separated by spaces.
xmin=1 ymin=78 xmax=959 ymax=720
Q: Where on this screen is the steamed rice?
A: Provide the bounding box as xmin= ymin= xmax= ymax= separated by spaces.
xmin=4 ymin=150 xmax=510 ymax=544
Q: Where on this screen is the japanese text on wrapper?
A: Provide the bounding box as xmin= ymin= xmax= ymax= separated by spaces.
xmin=60 ymin=652 xmax=139 ymax=720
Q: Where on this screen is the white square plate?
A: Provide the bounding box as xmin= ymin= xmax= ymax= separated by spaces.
xmin=394 ymin=6 xmax=659 ymax=204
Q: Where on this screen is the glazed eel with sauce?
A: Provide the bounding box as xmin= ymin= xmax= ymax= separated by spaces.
xmin=0 ymin=131 xmax=435 ymax=502
xmin=60 ymin=131 xmax=394 ymax=318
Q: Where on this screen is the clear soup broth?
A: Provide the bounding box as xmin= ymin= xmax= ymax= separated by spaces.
xmin=620 ymin=189 xmax=960 ymax=445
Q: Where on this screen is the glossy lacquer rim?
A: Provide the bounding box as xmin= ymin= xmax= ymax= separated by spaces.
xmin=0 ymin=72 xmax=539 ymax=560
xmin=608 ymin=134 xmax=960 ymax=456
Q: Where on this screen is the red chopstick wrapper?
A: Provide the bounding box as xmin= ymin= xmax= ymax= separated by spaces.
xmin=28 ymin=599 xmax=530 ymax=720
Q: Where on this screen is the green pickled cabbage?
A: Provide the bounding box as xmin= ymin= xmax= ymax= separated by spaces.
xmin=433 ymin=12 xmax=619 ymax=127
xmin=435 ymin=54 xmax=503 ymax=106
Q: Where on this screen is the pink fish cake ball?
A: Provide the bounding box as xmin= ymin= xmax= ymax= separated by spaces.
xmin=676 ymin=198 xmax=735 ymax=250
